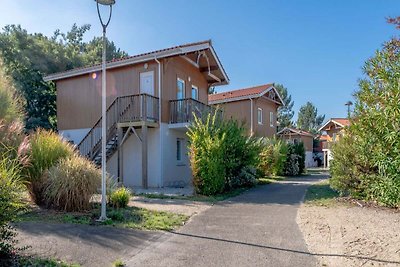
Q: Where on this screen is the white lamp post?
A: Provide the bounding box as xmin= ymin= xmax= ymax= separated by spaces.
xmin=95 ymin=0 xmax=115 ymax=221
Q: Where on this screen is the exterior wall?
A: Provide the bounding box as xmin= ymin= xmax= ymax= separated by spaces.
xmin=161 ymin=57 xmax=209 ymax=122
xmin=217 ymin=97 xmax=279 ymax=138
xmin=253 ymin=97 xmax=278 ymax=137
xmin=218 ymin=100 xmax=252 ymax=134
xmin=107 ymin=127 xmax=162 ymax=188
xmin=59 ymin=128 xmax=91 ymax=145
xmin=56 ymin=62 xmax=160 ymax=131
xmin=161 ymin=124 xmax=192 ymax=187
xmin=279 ymin=134 xmax=313 ymax=152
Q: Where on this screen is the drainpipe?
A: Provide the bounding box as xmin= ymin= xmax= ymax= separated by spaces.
xmin=155 ymin=57 xmax=163 ymax=187
xmin=250 ymin=97 xmax=254 ymax=136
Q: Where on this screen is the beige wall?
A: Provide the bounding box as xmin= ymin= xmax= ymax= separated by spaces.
xmin=280 ymin=134 xmax=313 ymax=152
xmin=56 ymin=56 xmax=210 ymax=130
xmin=217 ymin=97 xmax=279 ymax=138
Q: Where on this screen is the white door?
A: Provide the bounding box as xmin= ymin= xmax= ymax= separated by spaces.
xmin=140 ymin=71 xmax=154 ymax=96
xmin=140 ymin=71 xmax=155 ymax=119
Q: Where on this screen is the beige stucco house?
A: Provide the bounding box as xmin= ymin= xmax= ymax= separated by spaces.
xmin=318 ymin=118 xmax=350 ymax=168
xmin=208 ymin=84 xmax=283 ymax=137
xmin=44 ymin=40 xmax=229 ymax=189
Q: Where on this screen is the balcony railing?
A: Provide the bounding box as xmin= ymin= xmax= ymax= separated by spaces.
xmin=169 ymin=98 xmax=215 ymax=124
xmin=77 ymin=93 xmax=159 ymax=159
xmin=322 ymin=141 xmax=334 ymax=150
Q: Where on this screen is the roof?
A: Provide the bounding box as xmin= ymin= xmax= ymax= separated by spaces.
xmin=319 ymin=118 xmax=350 ymax=132
xmin=277 ymin=127 xmax=314 ymax=137
xmin=44 ymin=40 xmax=229 ymax=86
xmin=208 ymin=84 xmax=284 ymax=105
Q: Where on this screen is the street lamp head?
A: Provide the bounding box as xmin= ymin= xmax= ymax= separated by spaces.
xmin=96 ymin=0 xmax=115 ymax=6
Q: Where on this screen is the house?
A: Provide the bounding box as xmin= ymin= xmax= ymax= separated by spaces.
xmin=318 ymin=118 xmax=350 ymax=168
xmin=44 ymin=40 xmax=229 ymax=189
xmin=208 ymin=84 xmax=284 ymax=137
xmin=276 ymin=127 xmax=315 ymax=168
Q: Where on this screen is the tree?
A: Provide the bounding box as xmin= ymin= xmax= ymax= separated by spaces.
xmin=330 ymin=18 xmax=400 ymax=207
xmin=0 ymin=24 xmax=127 ymax=130
xmin=275 ymin=84 xmax=294 ymax=130
xmin=296 ymin=102 xmax=325 ymax=134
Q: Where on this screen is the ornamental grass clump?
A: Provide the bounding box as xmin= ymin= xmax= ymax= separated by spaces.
xmin=23 ymin=130 xmax=76 ymax=205
xmin=44 ymin=155 xmax=101 ymax=212
xmin=109 ymin=187 xmax=131 ymax=209
xmin=0 ymin=157 xmax=26 ymax=260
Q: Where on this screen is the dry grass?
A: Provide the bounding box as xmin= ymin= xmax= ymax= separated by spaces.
xmin=44 ymin=155 xmax=101 ymax=212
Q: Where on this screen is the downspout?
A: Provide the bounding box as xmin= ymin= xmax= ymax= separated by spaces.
xmin=155 ymin=57 xmax=163 ymax=187
xmin=250 ymin=97 xmax=254 ymax=136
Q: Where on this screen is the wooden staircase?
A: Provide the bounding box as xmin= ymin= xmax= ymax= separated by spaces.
xmin=77 ymin=94 xmax=159 ymax=165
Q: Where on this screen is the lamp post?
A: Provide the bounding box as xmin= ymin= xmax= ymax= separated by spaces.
xmin=95 ymin=0 xmax=115 ymax=221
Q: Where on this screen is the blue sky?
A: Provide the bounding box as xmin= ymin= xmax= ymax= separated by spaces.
xmin=0 ymin=0 xmax=399 ymax=121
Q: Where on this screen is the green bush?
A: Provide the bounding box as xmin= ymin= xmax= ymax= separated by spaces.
xmin=109 ymin=187 xmax=131 ymax=209
xmin=330 ymin=37 xmax=400 ymax=208
xmin=283 ymin=144 xmax=300 ymax=176
xmin=293 ymin=142 xmax=306 ymax=174
xmin=187 ymin=111 xmax=260 ymax=195
xmin=44 ymin=155 xmax=101 ymax=212
xmin=0 ymin=157 xmax=26 ymax=260
xmin=258 ymin=138 xmax=288 ymax=177
xmin=23 ymin=130 xmax=76 ymax=205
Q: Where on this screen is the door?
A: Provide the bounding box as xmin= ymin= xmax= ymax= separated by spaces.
xmin=177 ymin=78 xmax=185 ymax=122
xmin=140 ymin=71 xmax=155 ymax=119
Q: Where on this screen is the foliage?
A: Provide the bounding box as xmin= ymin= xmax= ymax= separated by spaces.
xmin=304 ymin=180 xmax=339 ymax=206
xmin=0 ymin=24 xmax=127 ymax=130
xmin=297 ymin=102 xmax=325 ymax=134
xmin=187 ymin=111 xmax=261 ymax=195
xmin=275 ymin=84 xmax=294 ymax=130
xmin=109 ymin=187 xmax=131 ymax=209
xmin=23 ymin=130 xmax=75 ymax=205
xmin=17 ymin=257 xmax=81 ymax=267
xmin=113 ymin=259 xmax=125 ymax=267
xmin=258 ymin=138 xmax=288 ymax=177
xmin=284 ymin=153 xmax=299 ymax=176
xmin=330 ymin=28 xmax=400 ymax=207
xmin=293 ymin=142 xmax=306 ymax=175
xmin=0 ymin=157 xmax=26 ymax=260
xmin=231 ymin=166 xmax=257 ymax=188
xmin=44 ymin=155 xmax=101 ymax=212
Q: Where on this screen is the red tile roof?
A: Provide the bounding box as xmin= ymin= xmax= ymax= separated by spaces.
xmin=331 ymin=118 xmax=350 ymax=127
xmin=208 ymin=84 xmax=274 ymax=102
xmin=277 ymin=127 xmax=314 ymax=137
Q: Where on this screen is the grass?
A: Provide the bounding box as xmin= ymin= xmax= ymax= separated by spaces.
xmin=142 ymin=187 xmax=249 ymax=203
xmin=16 ymin=256 xmax=80 ymax=267
xmin=304 ymin=179 xmax=340 ymax=206
xmin=112 ymin=259 xmax=125 ymax=267
xmin=19 ymin=204 xmax=188 ymax=231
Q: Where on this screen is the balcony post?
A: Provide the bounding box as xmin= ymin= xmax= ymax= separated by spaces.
xmin=142 ymin=124 xmax=148 ymax=189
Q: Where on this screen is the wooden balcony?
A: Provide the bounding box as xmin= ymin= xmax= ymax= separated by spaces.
xmin=322 ymin=141 xmax=334 ymax=150
xmin=169 ymin=98 xmax=216 ymax=125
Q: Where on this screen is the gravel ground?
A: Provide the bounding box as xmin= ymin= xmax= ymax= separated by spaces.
xmin=297 ymin=203 xmax=400 ymax=267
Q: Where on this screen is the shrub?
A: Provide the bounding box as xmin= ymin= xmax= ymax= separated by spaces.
xmin=23 ymin=130 xmax=75 ymax=205
xmin=43 ymin=155 xmax=101 ymax=212
xmin=109 ymin=187 xmax=131 ymax=209
xmin=0 ymin=157 xmax=26 ymax=260
xmin=293 ymin=142 xmax=306 ymax=174
xmin=0 ymin=57 xmax=24 ymax=124
xmin=258 ymin=138 xmax=288 ymax=177
xmin=284 ymin=144 xmax=300 ymax=176
xmin=187 ymin=111 xmax=260 ymax=195
xmin=233 ymin=166 xmax=257 ymax=188
xmin=330 ymin=36 xmax=400 ymax=208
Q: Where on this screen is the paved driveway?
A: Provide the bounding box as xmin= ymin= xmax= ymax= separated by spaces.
xmin=127 ymin=174 xmax=327 ymax=267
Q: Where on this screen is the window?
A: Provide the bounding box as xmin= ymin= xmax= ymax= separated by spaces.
xmin=257 ymin=108 xmax=263 ymax=125
xmin=177 ymin=78 xmax=185 ymax=100
xmin=176 ymin=138 xmax=184 ymax=163
xmin=191 ymin=85 xmax=199 ymax=100
xmin=270 ymin=112 xmax=274 ymax=127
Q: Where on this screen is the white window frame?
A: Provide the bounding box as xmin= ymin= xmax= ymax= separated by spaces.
xmin=257 ymin=108 xmax=263 ymax=125
xmin=270 ymin=111 xmax=274 ymax=127
xmin=177 ymin=78 xmax=185 ymax=99
xmin=191 ymin=85 xmax=199 ymax=100
xmin=176 ymin=138 xmax=184 ymax=164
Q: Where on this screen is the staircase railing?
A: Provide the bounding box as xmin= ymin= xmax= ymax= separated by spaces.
xmin=77 ymin=93 xmax=159 ymax=159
